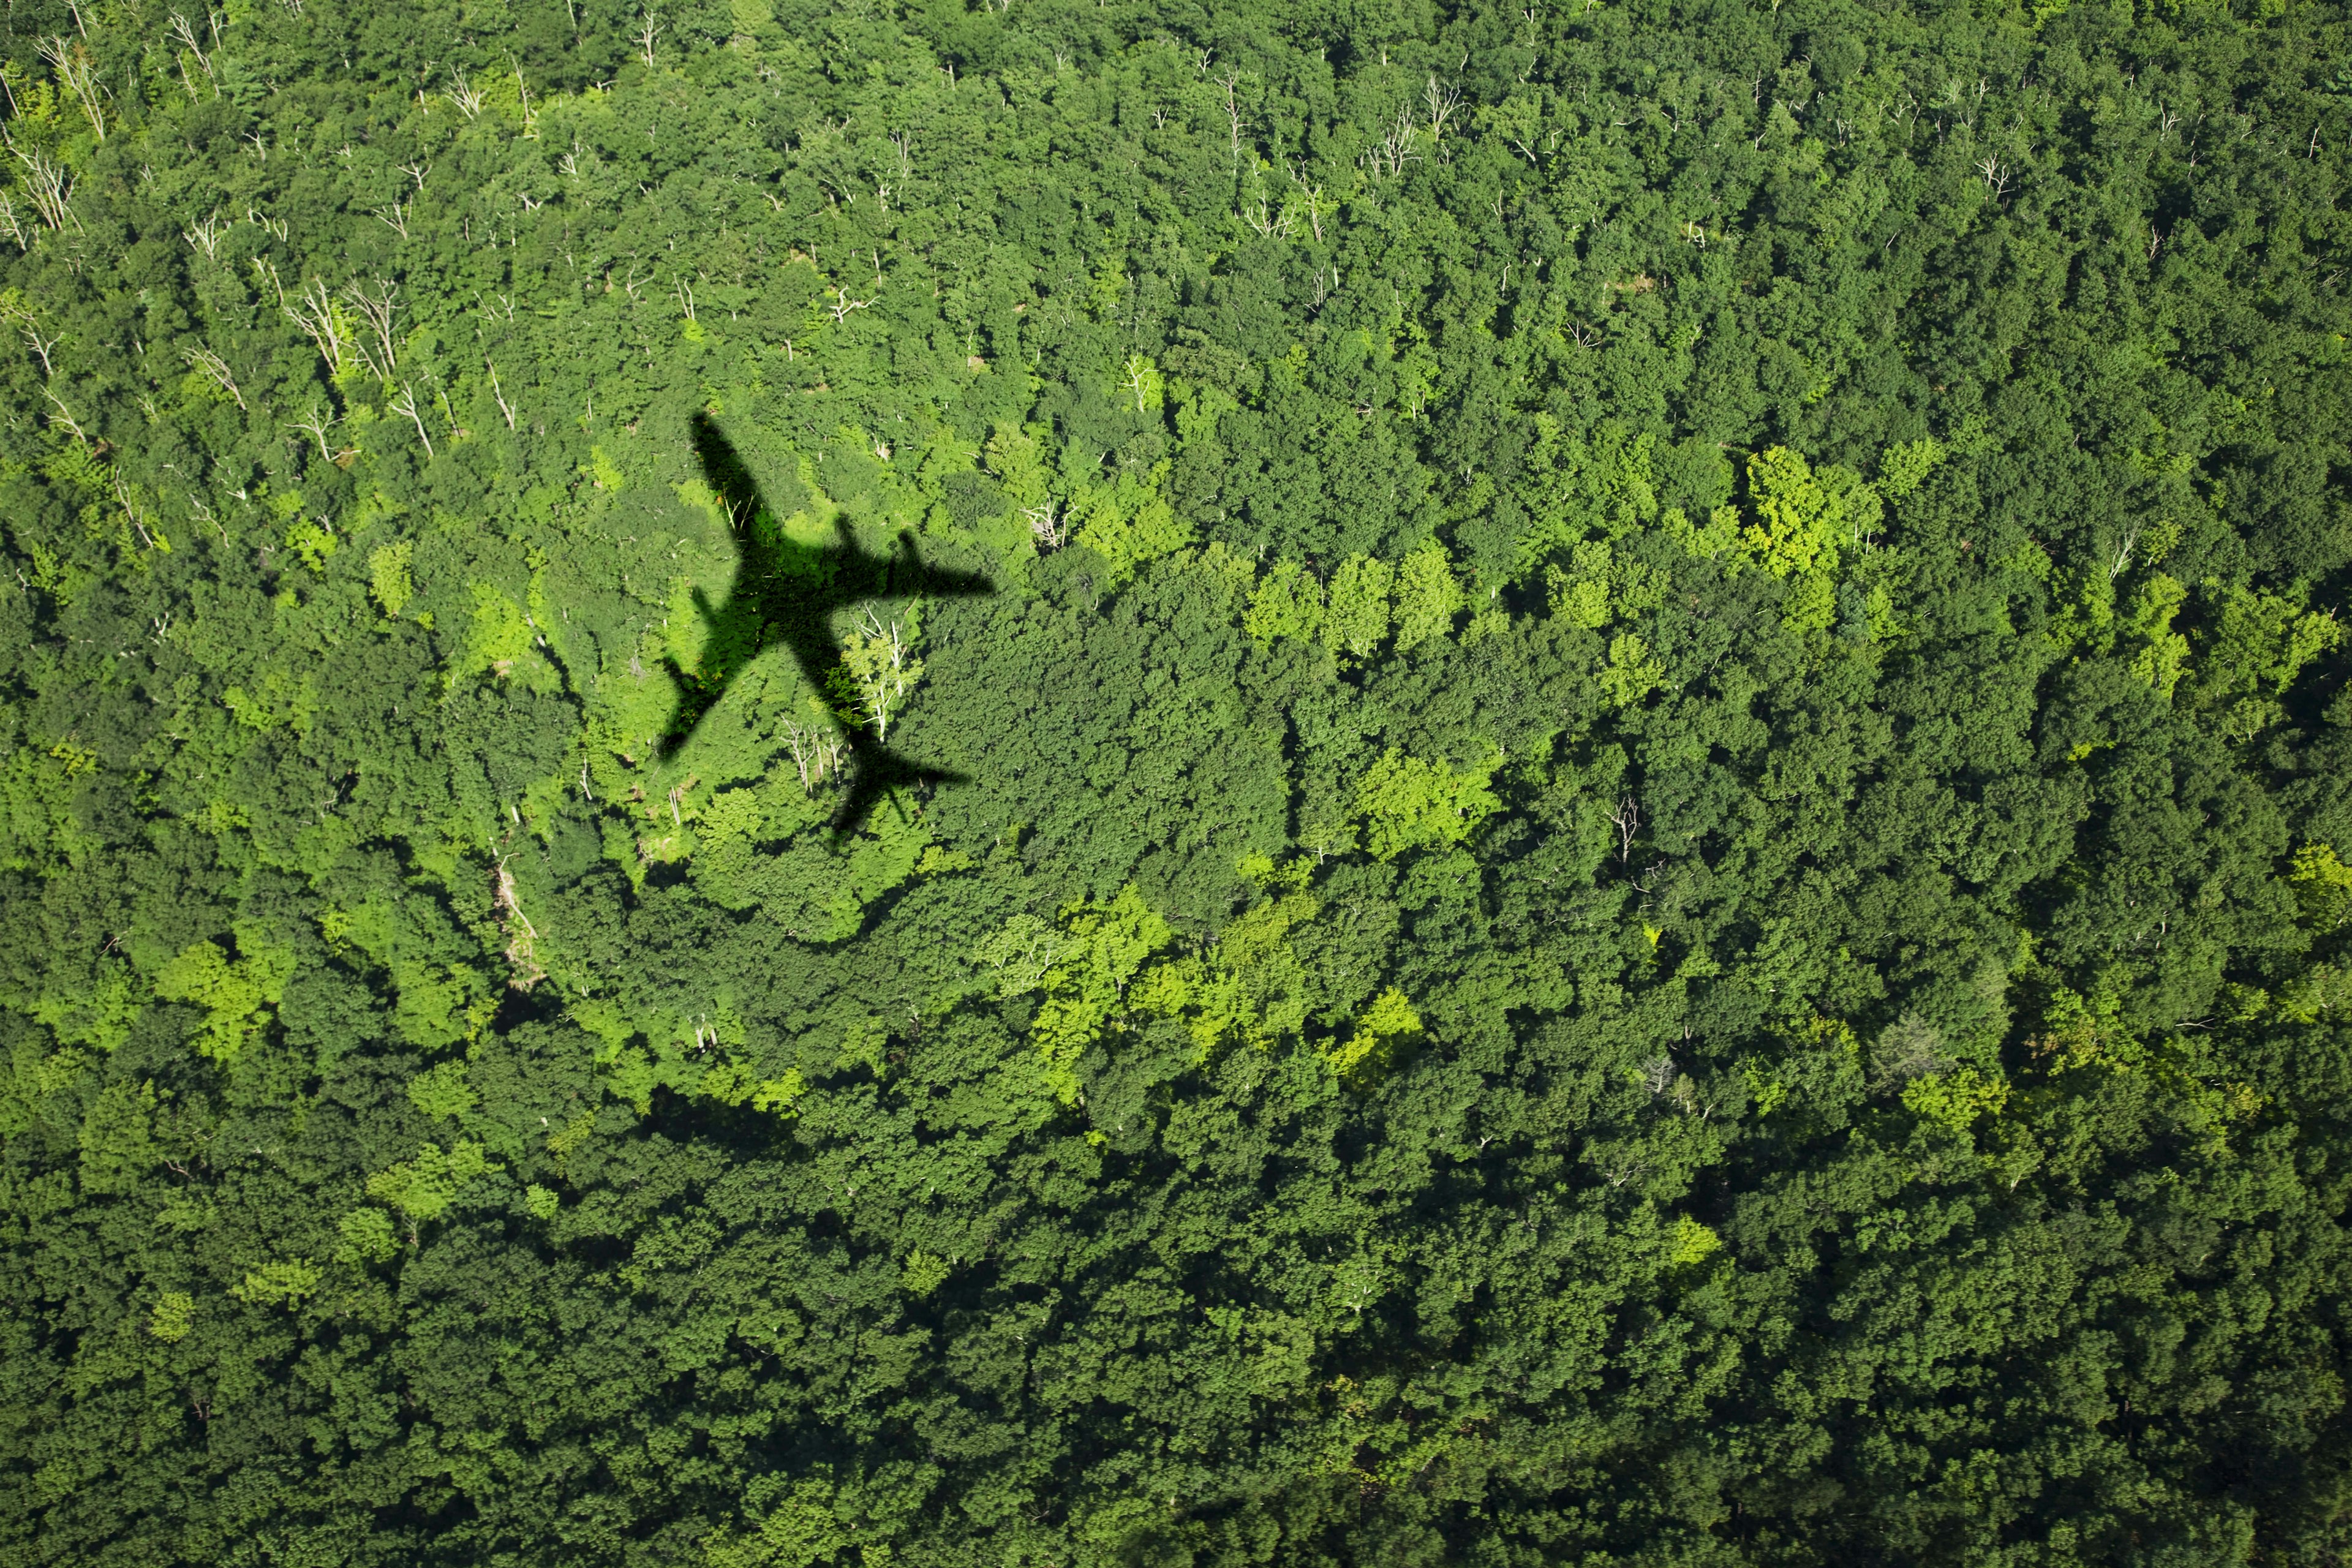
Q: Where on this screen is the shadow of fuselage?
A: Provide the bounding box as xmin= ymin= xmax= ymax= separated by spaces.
xmin=662 ymin=412 xmax=992 ymax=832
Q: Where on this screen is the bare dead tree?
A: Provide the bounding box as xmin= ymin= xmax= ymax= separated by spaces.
xmin=115 ymin=473 xmax=162 ymax=550
xmin=1240 ymin=194 xmax=1294 ymax=239
xmin=43 ymin=386 xmax=88 ymax=444
xmin=236 ymin=256 xmax=273 ymax=310
xmin=1361 ymin=104 xmax=1420 ymax=178
xmin=843 ymin=605 xmax=919 ymax=741
xmin=2107 ymin=525 xmax=2141 ymax=581
xmin=282 ymin=277 xmax=345 ymax=374
xmin=486 ymin=360 xmax=516 ymax=429
xmin=6 ymin=130 xmax=75 ymax=231
xmin=1021 ymin=500 xmax=1066 ymax=549
xmin=512 ymin=61 xmax=538 ymax=137
xmin=635 ymin=8 xmax=662 ymax=67
xmin=1677 ymin=1074 xmax=1727 ymax=1121
xmin=492 ymin=853 xmax=545 ymax=988
xmin=20 ymin=321 xmax=59 ymax=377
xmin=388 ymin=382 xmax=434 ymax=457
xmin=1603 ymin=1153 xmax=1652 ymax=1188
xmin=1610 ymin=794 xmax=1641 ymax=865
xmin=341 ymin=279 xmax=401 ymax=375
xmin=184 ymin=345 xmax=246 ymax=410
xmin=287 ymin=402 xmax=339 ymax=462
xmin=183 ymin=209 xmax=228 ymax=258
xmin=1640 ymin=1052 xmax=1681 ymax=1097
xmin=825 ymin=285 xmax=875 ymax=323
xmin=1423 ymin=74 xmax=1462 ymax=156
xmin=782 ymin=715 xmax=843 ymax=794
xmin=167 ymin=10 xmax=215 ymax=85
xmin=1288 ymin=164 xmax=1328 ymax=241
xmin=2 ymin=296 xmax=59 ymax=377
xmin=444 ymin=67 xmax=485 ymax=119
xmin=36 ymin=36 xmax=105 ymax=140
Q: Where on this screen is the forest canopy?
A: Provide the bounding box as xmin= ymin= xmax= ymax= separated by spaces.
xmin=4 ymin=0 xmax=2352 ymax=1563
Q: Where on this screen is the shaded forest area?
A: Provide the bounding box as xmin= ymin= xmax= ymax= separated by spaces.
xmin=4 ymin=0 xmax=2352 ymax=1562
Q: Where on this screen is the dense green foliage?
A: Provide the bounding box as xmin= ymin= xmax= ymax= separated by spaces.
xmin=5 ymin=0 xmax=2352 ymax=1561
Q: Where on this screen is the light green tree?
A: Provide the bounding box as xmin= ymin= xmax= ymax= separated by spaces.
xmin=365 ymin=1140 xmax=505 ymax=1239
xmin=1353 ymin=749 xmax=1501 ymax=860
xmin=1599 ymin=633 xmax=1664 ymax=708
xmin=1391 ymin=543 xmax=1464 ymax=652
xmin=1322 ymin=554 xmax=1394 ymax=662
xmin=1743 ymin=446 xmax=1845 ymax=578
xmin=1322 ymin=986 xmax=1423 ymax=1077
xmin=1246 ymin=559 xmax=1325 ymax=646
xmin=154 ymin=930 xmax=296 ymax=1061
xmin=1547 ymin=539 xmax=1612 ymax=628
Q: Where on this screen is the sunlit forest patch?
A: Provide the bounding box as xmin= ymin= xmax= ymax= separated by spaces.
xmin=3 ymin=0 xmax=2351 ymax=1562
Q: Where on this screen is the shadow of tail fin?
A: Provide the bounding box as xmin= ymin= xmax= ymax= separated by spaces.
xmin=690 ymin=411 xmax=761 ymax=521
xmin=892 ymin=532 xmax=995 ymax=600
xmin=832 ymin=745 xmax=968 ymax=834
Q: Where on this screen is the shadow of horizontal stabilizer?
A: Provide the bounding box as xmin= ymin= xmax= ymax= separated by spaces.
xmin=658 ymin=412 xmax=991 ymax=834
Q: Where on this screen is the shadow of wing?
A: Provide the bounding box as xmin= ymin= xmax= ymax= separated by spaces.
xmin=661 ymin=414 xmax=773 ymax=756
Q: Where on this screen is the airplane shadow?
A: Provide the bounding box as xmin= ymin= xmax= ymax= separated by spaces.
xmin=662 ymin=412 xmax=992 ymax=834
